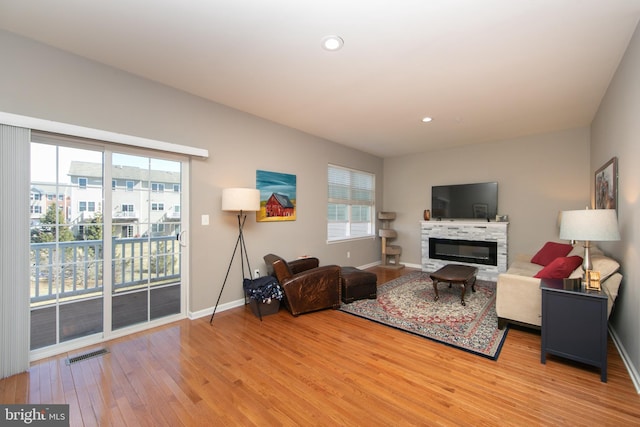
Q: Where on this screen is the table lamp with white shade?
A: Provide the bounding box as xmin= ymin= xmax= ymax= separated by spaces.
xmin=559 ymin=208 xmax=620 ymax=288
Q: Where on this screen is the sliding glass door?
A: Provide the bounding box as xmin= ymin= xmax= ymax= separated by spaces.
xmin=30 ymin=143 xmax=105 ymax=349
xmin=30 ymin=140 xmax=187 ymax=352
xmin=111 ymin=153 xmax=183 ymax=330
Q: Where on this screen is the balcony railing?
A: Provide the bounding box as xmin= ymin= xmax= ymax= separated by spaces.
xmin=30 ymin=235 xmax=180 ymax=304
xmin=112 ymin=210 xmax=139 ymax=219
xmin=165 ymin=210 xmax=181 ymax=220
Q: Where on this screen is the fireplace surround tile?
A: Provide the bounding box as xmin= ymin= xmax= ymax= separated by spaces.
xmin=421 ymin=221 xmax=508 ymax=281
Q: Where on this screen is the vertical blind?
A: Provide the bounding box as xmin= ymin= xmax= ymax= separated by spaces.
xmin=327 ymin=164 xmax=375 ymax=241
xmin=0 ymin=124 xmax=31 ymax=378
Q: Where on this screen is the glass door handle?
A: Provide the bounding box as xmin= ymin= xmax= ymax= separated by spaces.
xmin=177 ymin=230 xmax=187 ymax=247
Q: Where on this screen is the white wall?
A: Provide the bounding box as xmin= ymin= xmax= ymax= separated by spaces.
xmin=0 ymin=30 xmax=383 ymax=313
xmin=591 ymin=22 xmax=640 ymax=387
xmin=383 ymin=128 xmax=591 ymax=265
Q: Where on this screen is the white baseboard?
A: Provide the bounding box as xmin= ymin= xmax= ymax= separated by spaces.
xmin=357 ymin=260 xmax=381 ymax=269
xmin=609 ymin=325 xmax=640 ymax=393
xmin=403 ymin=262 xmax=422 ymax=269
xmin=189 ymin=298 xmax=245 ymax=320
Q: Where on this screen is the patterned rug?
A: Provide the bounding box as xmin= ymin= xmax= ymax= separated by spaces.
xmin=340 ymin=271 xmax=508 ymax=360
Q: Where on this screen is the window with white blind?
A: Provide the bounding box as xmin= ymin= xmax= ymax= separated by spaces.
xmin=327 ymin=164 xmax=375 ymax=241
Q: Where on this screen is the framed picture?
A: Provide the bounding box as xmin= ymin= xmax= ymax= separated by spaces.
xmin=256 ymin=170 xmax=297 ymax=222
xmin=594 ymin=157 xmax=618 ymax=210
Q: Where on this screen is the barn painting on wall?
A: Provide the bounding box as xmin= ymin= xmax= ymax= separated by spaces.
xmin=256 ymin=170 xmax=297 ymax=222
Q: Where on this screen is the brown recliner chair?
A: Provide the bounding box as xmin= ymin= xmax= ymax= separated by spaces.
xmin=263 ymin=254 xmax=341 ymax=316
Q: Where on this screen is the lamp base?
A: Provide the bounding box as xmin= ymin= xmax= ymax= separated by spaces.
xmin=580 ymin=241 xmax=593 ymax=290
xmin=584 ymin=270 xmax=601 ymax=291
xmin=582 ymin=241 xmax=593 ymax=272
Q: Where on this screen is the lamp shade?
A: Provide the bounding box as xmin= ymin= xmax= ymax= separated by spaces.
xmin=559 ymin=209 xmax=620 ymax=242
xmin=221 ymin=188 xmax=260 ymax=212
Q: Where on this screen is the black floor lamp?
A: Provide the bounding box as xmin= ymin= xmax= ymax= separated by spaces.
xmin=210 ymin=187 xmax=260 ymax=324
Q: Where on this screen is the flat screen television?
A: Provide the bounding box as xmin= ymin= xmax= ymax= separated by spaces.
xmin=431 ymin=182 xmax=498 ymax=220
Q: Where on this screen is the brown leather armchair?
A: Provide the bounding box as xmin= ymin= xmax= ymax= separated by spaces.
xmin=263 ymin=254 xmax=341 ymax=316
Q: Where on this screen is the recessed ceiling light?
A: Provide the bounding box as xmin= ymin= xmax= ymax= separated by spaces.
xmin=421 ymin=117 xmax=433 ymax=123
xmin=321 ymin=35 xmax=344 ymax=51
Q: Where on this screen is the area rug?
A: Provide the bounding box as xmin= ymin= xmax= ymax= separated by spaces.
xmin=340 ymin=271 xmax=508 ymax=360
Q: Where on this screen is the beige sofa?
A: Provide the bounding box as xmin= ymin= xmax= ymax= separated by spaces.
xmin=496 ymin=245 xmax=622 ymax=329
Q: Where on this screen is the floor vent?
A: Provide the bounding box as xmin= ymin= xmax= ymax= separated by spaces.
xmin=65 ymin=348 xmax=109 ymax=365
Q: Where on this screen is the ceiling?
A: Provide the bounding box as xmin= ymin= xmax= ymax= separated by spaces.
xmin=1 ymin=1 xmax=640 ymax=158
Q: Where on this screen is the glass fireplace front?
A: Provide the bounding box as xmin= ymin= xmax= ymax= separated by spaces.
xmin=429 ymin=238 xmax=498 ymax=266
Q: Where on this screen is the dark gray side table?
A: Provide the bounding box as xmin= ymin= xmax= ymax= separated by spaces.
xmin=540 ymin=278 xmax=608 ymax=382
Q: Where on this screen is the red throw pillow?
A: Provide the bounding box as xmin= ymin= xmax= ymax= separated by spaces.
xmin=534 ymin=256 xmax=583 ymax=279
xmin=530 ymin=242 xmax=573 ymax=266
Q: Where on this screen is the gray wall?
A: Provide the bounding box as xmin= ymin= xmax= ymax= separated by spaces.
xmin=383 ymin=127 xmax=591 ymax=264
xmin=591 ymin=22 xmax=640 ymax=386
xmin=0 ymin=31 xmax=383 ymax=313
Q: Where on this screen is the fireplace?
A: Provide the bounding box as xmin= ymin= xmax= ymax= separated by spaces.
xmin=421 ymin=221 xmax=508 ymax=281
xmin=429 ymin=237 xmax=498 ymax=266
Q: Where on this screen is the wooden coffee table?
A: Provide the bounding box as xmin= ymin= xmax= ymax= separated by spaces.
xmin=430 ymin=264 xmax=478 ymax=306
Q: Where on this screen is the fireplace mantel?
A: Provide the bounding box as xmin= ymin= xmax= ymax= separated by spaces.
xmin=421 ymin=221 xmax=508 ymax=281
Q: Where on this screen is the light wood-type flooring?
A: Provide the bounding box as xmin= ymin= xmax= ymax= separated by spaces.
xmin=2 ymin=267 xmax=640 ymax=426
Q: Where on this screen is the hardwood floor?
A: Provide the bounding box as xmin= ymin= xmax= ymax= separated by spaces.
xmin=2 ymin=266 xmax=640 ymax=426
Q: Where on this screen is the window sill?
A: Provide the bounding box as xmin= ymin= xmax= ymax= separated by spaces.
xmin=327 ymin=235 xmax=376 ymax=244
